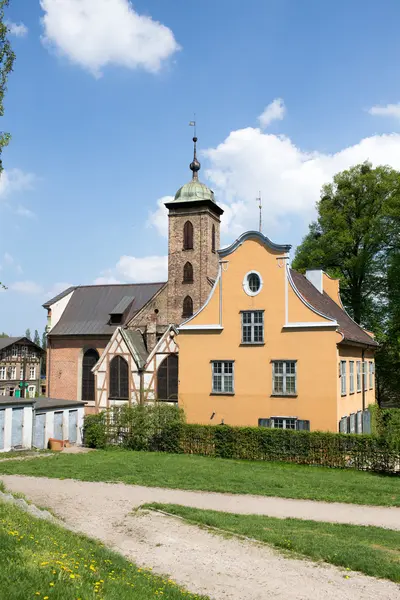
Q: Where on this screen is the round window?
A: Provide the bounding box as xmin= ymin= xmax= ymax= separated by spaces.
xmin=243 ymin=271 xmax=263 ymax=296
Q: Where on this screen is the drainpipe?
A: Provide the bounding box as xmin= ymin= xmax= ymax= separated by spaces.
xmin=362 ymin=349 xmax=365 ymax=411
xmin=139 ymin=370 xmax=145 ymax=406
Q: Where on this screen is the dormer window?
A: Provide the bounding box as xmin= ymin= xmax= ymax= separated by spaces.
xmin=109 ymin=296 xmax=134 ymax=326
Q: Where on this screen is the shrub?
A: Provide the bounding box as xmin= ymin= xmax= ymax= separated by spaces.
xmin=370 ymin=404 xmax=400 ymax=450
xmin=83 ymin=413 xmax=107 ymax=449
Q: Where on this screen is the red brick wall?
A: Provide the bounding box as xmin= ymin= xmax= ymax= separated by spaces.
xmin=47 ymin=336 xmax=109 ymax=400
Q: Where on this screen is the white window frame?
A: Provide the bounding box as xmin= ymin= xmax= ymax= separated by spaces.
xmin=369 ymin=361 xmax=374 ymax=389
xmin=242 ymin=270 xmax=263 ymax=297
xmin=241 ymin=310 xmax=264 ymax=344
xmin=28 ymin=385 xmax=36 ymax=399
xmin=0 ymin=367 xmax=5 ymax=381
xmin=12 ymin=346 xmax=18 ymax=358
xmin=349 ymin=361 xmax=355 ymax=394
xmin=272 ymin=361 xmax=297 ymax=396
xmin=29 ymin=365 xmax=36 ymax=380
xmin=9 ymin=366 xmax=17 ymax=380
xmin=212 ymin=361 xmax=234 ymax=394
xmin=340 ymin=361 xmax=347 ymax=396
xmin=363 ymin=361 xmax=368 ymax=392
xmin=356 ymin=361 xmax=361 ymax=392
xmin=271 ymin=417 xmax=297 ymax=430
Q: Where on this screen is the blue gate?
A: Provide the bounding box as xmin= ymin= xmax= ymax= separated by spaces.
xmin=34 ymin=413 xmax=46 ymax=449
xmin=68 ymin=410 xmax=78 ymax=444
xmin=54 ymin=411 xmax=64 ymax=440
xmin=11 ymin=408 xmax=23 ymax=448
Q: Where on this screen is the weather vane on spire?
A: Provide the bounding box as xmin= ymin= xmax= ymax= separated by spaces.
xmin=189 ymin=115 xmax=200 ymax=181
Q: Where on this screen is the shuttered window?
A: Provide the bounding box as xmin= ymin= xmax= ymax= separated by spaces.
xmin=109 ymin=356 xmax=129 ymax=399
xmin=258 ymin=418 xmax=310 ymax=431
xmin=183 ymin=221 xmax=194 ymax=250
xmin=82 ymin=349 xmax=99 ymax=401
xmin=157 ymin=355 xmax=178 ymax=401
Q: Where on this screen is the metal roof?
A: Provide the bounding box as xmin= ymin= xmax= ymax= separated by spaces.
xmin=35 ymin=397 xmax=86 ymax=410
xmin=48 ymin=283 xmax=166 ymax=336
xmin=0 ymin=396 xmax=35 ymax=406
xmin=109 ymin=296 xmax=134 ymax=315
xmin=43 ymin=286 xmax=77 ymax=309
xmin=121 ymin=329 xmax=149 ymax=369
xmin=290 ymin=270 xmax=378 ymax=348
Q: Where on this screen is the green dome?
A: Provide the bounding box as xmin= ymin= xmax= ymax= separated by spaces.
xmin=174 ymin=180 xmax=215 ymax=203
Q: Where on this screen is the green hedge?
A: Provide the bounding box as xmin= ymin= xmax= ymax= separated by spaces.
xmin=369 ymin=404 xmax=400 ymax=450
xmin=83 ymin=406 xmax=400 ymax=473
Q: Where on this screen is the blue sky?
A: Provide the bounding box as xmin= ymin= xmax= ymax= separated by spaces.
xmin=2 ymin=0 xmax=400 ymax=336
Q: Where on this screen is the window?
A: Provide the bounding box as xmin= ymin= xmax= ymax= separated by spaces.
xmin=369 ymin=361 xmax=374 ymax=389
xmin=82 ymin=349 xmax=99 ymax=402
xmin=340 ymin=361 xmax=347 ymax=395
xmin=243 ymin=271 xmax=263 ymax=296
xmin=272 ymin=417 xmax=297 ymax=429
xmin=28 ymin=385 xmax=36 ymax=399
xmin=183 ymin=262 xmax=193 ymax=283
xmin=109 ymin=356 xmax=129 ymax=399
xmin=259 ymin=418 xmax=310 ymax=430
xmin=272 ymin=361 xmax=297 ymax=395
xmin=356 ymin=361 xmax=361 ymax=392
xmin=0 ymin=367 xmax=5 ymax=380
xmin=183 ymin=221 xmax=194 ymax=250
xmin=21 ymin=345 xmax=28 ymax=357
xmin=241 ymin=311 xmax=264 ymax=343
xmin=29 ymin=366 xmax=36 ymax=380
xmin=9 ymin=366 xmax=16 ymax=380
xmin=182 ymin=295 xmax=193 ymax=318
xmin=211 ymin=224 xmax=216 ymax=253
xmin=363 ymin=361 xmax=368 ymax=391
xmin=157 ymin=355 xmax=178 ymax=401
xmin=212 ymin=361 xmax=234 ymax=394
xmin=12 ymin=346 xmax=18 ymax=358
xmin=349 ymin=361 xmax=355 ymax=393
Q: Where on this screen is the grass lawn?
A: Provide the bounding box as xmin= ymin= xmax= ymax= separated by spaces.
xmin=0 ymin=499 xmax=207 ymax=600
xmin=146 ymin=503 xmax=400 ymax=583
xmin=0 ymin=450 xmax=399 ymax=506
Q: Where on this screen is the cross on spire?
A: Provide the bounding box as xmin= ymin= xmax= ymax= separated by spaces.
xmin=189 ymin=119 xmax=200 ymax=181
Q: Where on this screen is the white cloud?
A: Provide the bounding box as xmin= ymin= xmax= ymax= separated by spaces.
xmin=147 ymin=195 xmax=172 ymax=238
xmin=45 ymin=282 xmax=74 ymax=299
xmin=201 ymin=127 xmax=400 ymax=238
xmin=40 ymin=0 xmax=180 ymax=77
xmin=368 ymin=103 xmax=400 ymax=120
xmin=93 ymin=275 xmax=122 ymax=285
xmin=258 ymin=98 xmax=286 ymax=129
xmin=6 ymin=21 xmax=28 ymax=37
xmin=0 ymin=169 xmax=36 ymax=200
xmin=116 ymin=255 xmax=167 ymax=282
xmin=9 ymin=281 xmax=44 ymax=294
xmin=16 ymin=205 xmax=36 ymax=219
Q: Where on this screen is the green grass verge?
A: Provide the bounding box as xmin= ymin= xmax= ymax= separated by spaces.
xmin=0 ymin=450 xmax=399 ymax=506
xmin=0 ymin=499 xmax=207 ymax=600
xmin=145 ymin=503 xmax=400 ymax=583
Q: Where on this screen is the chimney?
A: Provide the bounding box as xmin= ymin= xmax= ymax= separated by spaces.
xmin=306 ymin=269 xmax=323 ymax=294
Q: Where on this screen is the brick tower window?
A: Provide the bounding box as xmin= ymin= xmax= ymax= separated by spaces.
xmin=183 ymin=262 xmax=194 ymax=283
xmin=212 ymin=224 xmax=216 ymax=253
xmin=183 ymin=221 xmax=194 ymax=250
xmin=182 ymin=295 xmax=193 ymax=318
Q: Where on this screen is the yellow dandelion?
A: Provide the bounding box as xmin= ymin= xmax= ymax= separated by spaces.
xmin=70 ymin=574 xmax=76 ymax=579
xmin=50 ymin=583 xmax=55 ymax=587
xmin=44 ymin=597 xmax=49 ymax=600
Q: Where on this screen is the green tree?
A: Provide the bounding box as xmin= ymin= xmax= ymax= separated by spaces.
xmin=0 ymin=332 xmax=8 ymax=337
xmin=0 ymin=2 xmax=16 ymax=290
xmin=25 ymin=328 xmax=31 ymax=341
xmin=293 ymin=162 xmax=400 ymax=406
xmin=293 ymin=162 xmax=400 ymax=326
xmin=41 ymin=330 xmax=47 ymax=350
xmin=33 ymin=329 xmax=40 ymax=347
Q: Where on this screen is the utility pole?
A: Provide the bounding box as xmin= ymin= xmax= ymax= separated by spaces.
xmin=256 ymin=192 xmax=262 ymax=233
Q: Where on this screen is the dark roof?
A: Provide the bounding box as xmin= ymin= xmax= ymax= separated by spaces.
xmin=43 ymin=286 xmax=77 ymax=308
xmin=290 ymin=270 xmax=378 ymax=347
xmin=110 ymin=296 xmax=134 ymax=315
xmin=35 ymin=397 xmax=86 ymax=410
xmin=121 ymin=329 xmax=148 ymax=369
xmin=0 ymin=337 xmax=44 ymax=353
xmin=49 ymin=283 xmax=166 ymax=336
xmin=0 ymin=396 xmax=35 ymax=406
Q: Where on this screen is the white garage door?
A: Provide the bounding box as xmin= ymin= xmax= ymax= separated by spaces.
xmin=11 ymin=408 xmax=23 ymax=448
xmin=34 ymin=413 xmax=46 ymax=449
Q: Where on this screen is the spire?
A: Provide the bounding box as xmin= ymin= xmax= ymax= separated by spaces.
xmin=190 ymin=136 xmax=201 ymax=181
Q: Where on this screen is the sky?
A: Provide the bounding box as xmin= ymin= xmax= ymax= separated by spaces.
xmin=2 ymin=0 xmax=400 ymax=336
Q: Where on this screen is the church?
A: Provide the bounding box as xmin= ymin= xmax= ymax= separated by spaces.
xmin=44 ymin=137 xmax=223 ymax=412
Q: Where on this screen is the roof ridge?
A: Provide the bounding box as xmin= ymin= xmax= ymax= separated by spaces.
xmin=76 ymin=282 xmax=167 ymax=289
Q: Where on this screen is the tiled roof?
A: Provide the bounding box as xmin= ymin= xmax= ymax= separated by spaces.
xmin=290 ymin=270 xmax=378 ymax=347
xmin=48 ymin=283 xmax=166 ymax=336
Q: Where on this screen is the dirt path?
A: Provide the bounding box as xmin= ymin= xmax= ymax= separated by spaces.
xmin=2 ymin=475 xmax=399 ymax=529
xmin=1 ymin=476 xmax=399 ymax=600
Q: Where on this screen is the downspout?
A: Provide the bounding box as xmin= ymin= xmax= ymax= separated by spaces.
xmin=139 ymin=369 xmax=145 ymax=406
xmin=362 ymin=348 xmax=365 ymax=411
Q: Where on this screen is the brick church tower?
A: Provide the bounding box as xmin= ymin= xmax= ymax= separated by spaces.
xmin=165 ymin=136 xmax=224 ymax=325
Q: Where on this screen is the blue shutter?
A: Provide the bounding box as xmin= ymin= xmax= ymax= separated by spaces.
xmin=297 ymin=420 xmax=310 ymax=431
xmin=258 ymin=418 xmax=271 ymax=428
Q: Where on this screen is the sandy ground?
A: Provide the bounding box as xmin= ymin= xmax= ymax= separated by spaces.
xmin=2 ymin=475 xmax=399 ymax=600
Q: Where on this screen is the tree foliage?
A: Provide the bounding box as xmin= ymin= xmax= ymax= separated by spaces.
xmin=25 ymin=328 xmax=31 ymax=341
xmin=293 ymin=162 xmax=400 ymax=406
xmin=33 ymin=329 xmax=40 ymax=347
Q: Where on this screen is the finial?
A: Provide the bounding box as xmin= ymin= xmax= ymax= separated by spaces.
xmin=189 ymin=118 xmax=200 ymax=181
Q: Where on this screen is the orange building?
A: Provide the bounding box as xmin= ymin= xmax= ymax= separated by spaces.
xmin=177 ymin=231 xmax=377 ymax=433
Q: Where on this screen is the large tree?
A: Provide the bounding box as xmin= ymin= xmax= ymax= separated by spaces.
xmin=293 ymin=162 xmax=400 ymax=327
xmin=33 ymin=329 xmax=40 ymax=347
xmin=293 ymin=162 xmax=400 ymax=406
xmin=25 ymin=328 xmax=31 ymax=341
xmin=0 ymin=2 xmax=16 ymax=290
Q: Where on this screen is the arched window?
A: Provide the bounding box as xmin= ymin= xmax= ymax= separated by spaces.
xmin=182 ymin=295 xmax=193 ymax=318
xmin=183 ymin=262 xmax=193 ymax=283
xmin=183 ymin=221 xmax=194 ymax=250
xmin=109 ymin=356 xmax=129 ymax=399
xmin=157 ymin=355 xmax=178 ymax=401
xmin=82 ymin=349 xmax=99 ymax=401
xmin=212 ymin=224 xmax=216 ymax=253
